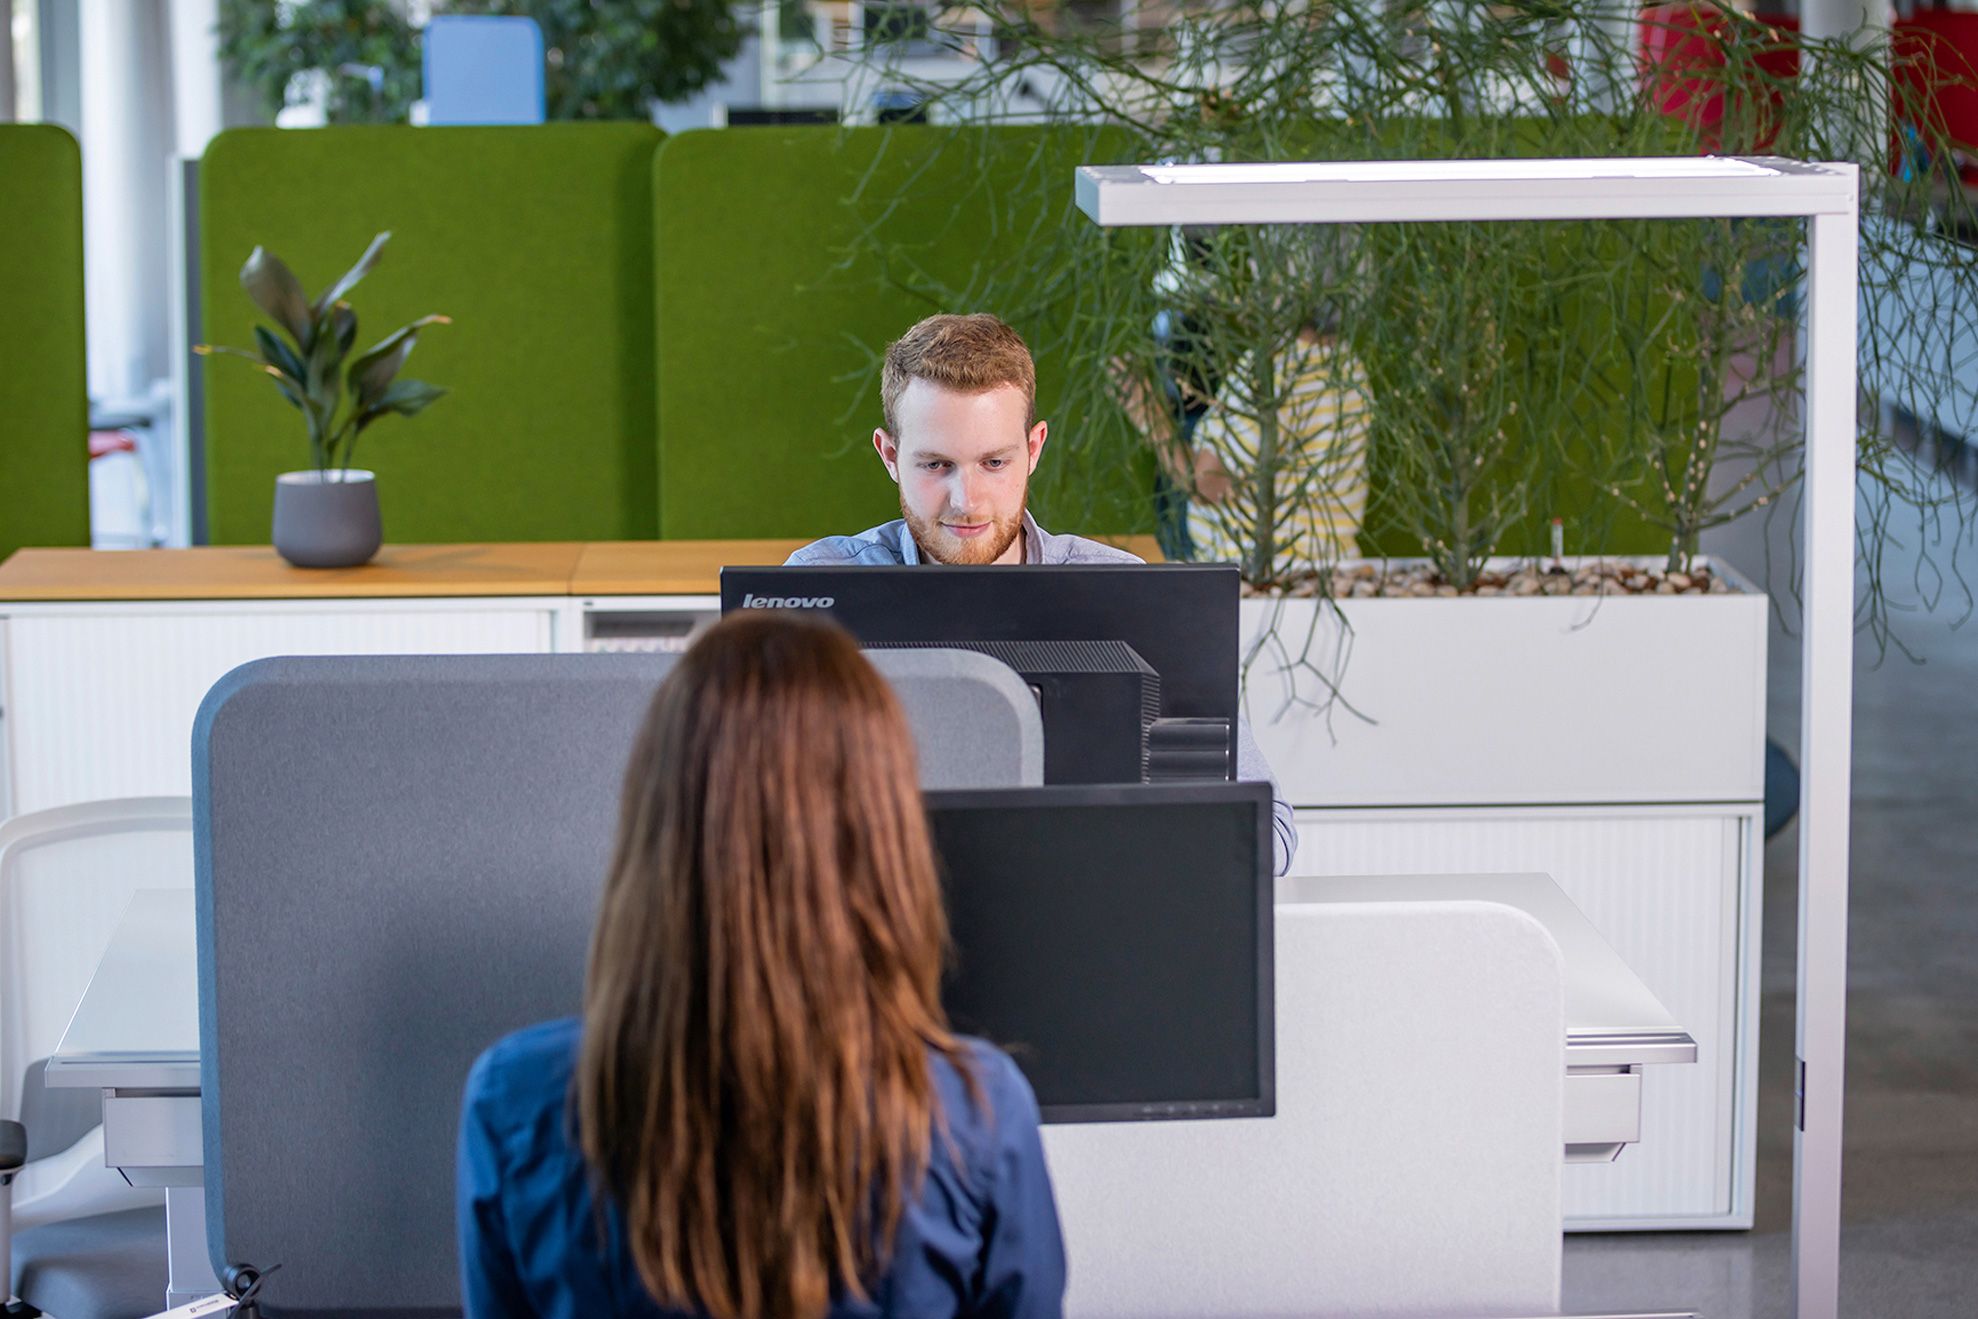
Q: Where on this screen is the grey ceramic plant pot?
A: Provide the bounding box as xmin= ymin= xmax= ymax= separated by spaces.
xmin=272 ymin=470 xmax=382 ymax=568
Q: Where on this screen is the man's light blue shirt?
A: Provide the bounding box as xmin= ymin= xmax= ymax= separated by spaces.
xmin=786 ymin=511 xmax=1143 ymax=569
xmin=787 ymin=513 xmax=1300 ymax=875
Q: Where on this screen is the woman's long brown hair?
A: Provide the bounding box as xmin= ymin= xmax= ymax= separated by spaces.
xmin=576 ymin=611 xmax=978 ymax=1319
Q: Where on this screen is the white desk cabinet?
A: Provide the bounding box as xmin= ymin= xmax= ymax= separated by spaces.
xmin=1296 ymin=804 xmax=1761 ymax=1229
xmin=0 ymin=540 xmax=804 ymax=818
xmin=3 ymin=540 xmax=1738 ymax=1235
xmin=1 ymin=600 xmax=560 ymax=814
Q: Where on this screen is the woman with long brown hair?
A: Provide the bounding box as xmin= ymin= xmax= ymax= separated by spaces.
xmin=457 ymin=611 xmax=1065 ymax=1318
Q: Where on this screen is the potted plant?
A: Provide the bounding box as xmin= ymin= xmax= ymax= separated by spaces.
xmin=836 ymin=0 xmax=1978 ymax=1229
xmin=835 ymin=0 xmax=1977 ymax=783
xmin=840 ymin=0 xmax=1973 ymax=631
xmin=197 ymin=231 xmax=449 ymax=567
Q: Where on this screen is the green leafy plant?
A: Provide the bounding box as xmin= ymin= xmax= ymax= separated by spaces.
xmin=197 ymin=232 xmax=450 ymax=477
xmin=470 ymin=0 xmax=748 ymax=117
xmin=218 ymin=0 xmax=749 ymax=125
xmin=219 ymin=0 xmax=423 ymax=124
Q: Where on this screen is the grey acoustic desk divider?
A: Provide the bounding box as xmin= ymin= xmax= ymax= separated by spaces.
xmin=189 ymin=650 xmax=1040 ymax=1317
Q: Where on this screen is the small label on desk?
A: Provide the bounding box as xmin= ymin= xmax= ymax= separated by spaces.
xmin=144 ymin=1296 xmax=237 ymax=1318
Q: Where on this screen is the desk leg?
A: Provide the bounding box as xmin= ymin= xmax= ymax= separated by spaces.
xmin=165 ymin=1185 xmax=220 ymax=1305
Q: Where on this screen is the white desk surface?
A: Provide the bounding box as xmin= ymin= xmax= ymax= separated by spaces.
xmin=1281 ymin=872 xmax=1695 ymax=1065
xmin=42 ymin=874 xmax=1691 ymax=1093
xmin=47 ymin=887 xmax=200 ymax=1090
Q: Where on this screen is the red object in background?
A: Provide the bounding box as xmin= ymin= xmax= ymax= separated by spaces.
xmin=87 ymin=429 xmax=138 ymax=460
xmin=1892 ymin=12 xmax=1978 ymax=186
xmin=1639 ymin=4 xmax=1800 ymax=154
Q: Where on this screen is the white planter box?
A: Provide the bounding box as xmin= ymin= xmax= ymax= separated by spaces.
xmin=1241 ymin=558 xmax=1768 ymax=808
xmin=1243 ymin=557 xmax=1768 ymax=1229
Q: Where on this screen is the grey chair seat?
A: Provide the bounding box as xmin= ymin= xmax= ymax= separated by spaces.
xmin=12 ymin=1206 xmax=167 ymax=1319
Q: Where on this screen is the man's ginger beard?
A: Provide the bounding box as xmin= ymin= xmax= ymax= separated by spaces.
xmin=901 ymin=489 xmax=1026 ymax=565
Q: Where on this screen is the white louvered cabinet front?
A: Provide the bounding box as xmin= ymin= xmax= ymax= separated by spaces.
xmin=1293 ymin=805 xmax=1761 ymax=1230
xmin=0 ymin=600 xmax=560 ymax=815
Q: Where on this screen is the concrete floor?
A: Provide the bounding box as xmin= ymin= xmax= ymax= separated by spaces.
xmin=1561 ymin=436 xmax=1978 ymax=1317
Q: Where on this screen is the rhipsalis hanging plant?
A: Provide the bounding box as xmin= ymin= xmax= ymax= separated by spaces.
xmin=827 ymin=0 xmax=1978 ymax=664
xmin=197 ymin=232 xmax=450 ymax=478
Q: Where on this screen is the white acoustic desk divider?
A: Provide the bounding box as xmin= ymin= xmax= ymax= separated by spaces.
xmin=1043 ymin=895 xmax=1569 ymax=1317
xmin=1075 ymin=156 xmax=1860 ymax=1319
xmin=1042 ymin=874 xmax=1697 ymax=1317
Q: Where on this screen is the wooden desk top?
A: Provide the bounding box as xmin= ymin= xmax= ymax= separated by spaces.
xmin=569 ymin=540 xmax=810 ymax=595
xmin=0 ymin=543 xmax=589 ymax=601
xmin=0 ymin=536 xmax=1167 ymax=603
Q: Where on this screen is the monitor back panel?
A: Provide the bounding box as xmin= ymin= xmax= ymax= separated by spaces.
xmin=722 ymin=563 xmax=1240 ymax=722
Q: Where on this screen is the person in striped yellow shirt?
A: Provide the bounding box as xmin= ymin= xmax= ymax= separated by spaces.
xmin=1118 ymin=321 xmax=1373 ymax=579
xmin=1185 ymin=325 xmax=1373 ymax=578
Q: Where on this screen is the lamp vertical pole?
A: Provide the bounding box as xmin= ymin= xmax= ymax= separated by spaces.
xmin=1794 ymin=179 xmax=1860 ymax=1319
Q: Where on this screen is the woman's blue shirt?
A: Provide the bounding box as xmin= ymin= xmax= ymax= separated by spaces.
xmin=457 ymin=1018 xmax=1066 ymax=1318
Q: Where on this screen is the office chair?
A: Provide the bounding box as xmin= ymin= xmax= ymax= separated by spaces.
xmin=1 ymin=799 xmax=192 ymax=1317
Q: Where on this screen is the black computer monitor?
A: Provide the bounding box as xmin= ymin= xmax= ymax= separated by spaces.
xmin=926 ymin=781 xmax=1274 ymax=1123
xmin=721 ymin=564 xmax=1241 ymax=785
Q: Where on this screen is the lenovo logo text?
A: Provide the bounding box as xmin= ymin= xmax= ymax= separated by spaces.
xmin=740 ymin=593 xmax=837 ymax=609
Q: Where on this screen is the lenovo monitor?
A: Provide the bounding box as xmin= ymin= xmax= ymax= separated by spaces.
xmin=722 ymin=563 xmax=1240 ymax=786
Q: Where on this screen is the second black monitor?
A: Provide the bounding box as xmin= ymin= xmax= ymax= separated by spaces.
xmin=928 ymin=781 xmax=1275 ymax=1124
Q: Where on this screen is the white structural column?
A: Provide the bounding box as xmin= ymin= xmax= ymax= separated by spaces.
xmin=1 ymin=0 xmax=16 ymax=119
xmin=1800 ymin=0 xmax=1894 ymax=42
xmin=166 ymin=0 xmax=225 ymax=159
xmin=1796 ymin=202 xmax=1860 ymax=1319
xmin=78 ymin=0 xmax=176 ymax=400
xmin=1072 ymin=156 xmax=1861 ymax=1319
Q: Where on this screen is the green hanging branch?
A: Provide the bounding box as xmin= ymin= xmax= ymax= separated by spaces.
xmin=828 ymin=0 xmax=1977 ymax=667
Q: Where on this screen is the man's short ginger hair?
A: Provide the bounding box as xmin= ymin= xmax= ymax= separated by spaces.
xmin=880 ymin=313 xmax=1037 ymax=435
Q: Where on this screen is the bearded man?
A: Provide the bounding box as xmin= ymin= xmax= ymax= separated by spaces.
xmin=788 ymin=312 xmax=1297 ymax=873
xmin=788 ymin=313 xmax=1140 ymax=568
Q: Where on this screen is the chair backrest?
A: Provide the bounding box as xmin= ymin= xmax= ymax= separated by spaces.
xmin=423 ymin=15 xmax=545 ymax=126
xmin=191 ymin=650 xmax=1040 ymax=1313
xmin=16 ymin=1058 xmax=103 ymax=1164
xmin=1043 ymin=898 xmax=1567 ymax=1317
xmin=0 ymin=798 xmax=194 ymax=1124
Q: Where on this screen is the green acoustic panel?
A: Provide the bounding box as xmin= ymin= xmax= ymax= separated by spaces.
xmin=1352 ymin=217 xmax=1701 ymax=564
xmin=0 ymin=125 xmax=90 ymax=561
xmin=200 ymin=124 xmax=663 ymax=545
xmin=653 ymin=125 xmax=1156 ymax=541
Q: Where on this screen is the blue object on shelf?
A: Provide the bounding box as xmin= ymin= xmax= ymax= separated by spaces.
xmin=423 ymin=15 xmax=545 ymax=126
xmin=871 ymin=89 xmax=929 ymax=124
xmin=1764 ymin=737 xmax=1800 ymax=840
xmin=1699 ymin=217 xmax=1801 ymax=319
